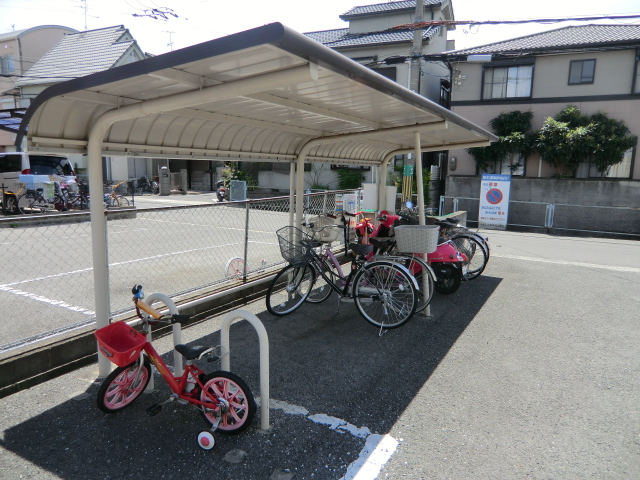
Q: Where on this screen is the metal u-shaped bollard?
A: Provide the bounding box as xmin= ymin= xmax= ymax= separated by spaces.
xmin=220 ymin=310 xmax=270 ymax=432
xmin=143 ymin=293 xmax=183 ymax=392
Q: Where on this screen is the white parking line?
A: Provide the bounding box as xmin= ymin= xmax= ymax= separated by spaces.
xmin=492 ymin=254 xmax=640 ymax=273
xmin=262 ymin=398 xmax=398 ymax=480
xmin=0 ymin=285 xmax=94 ymax=315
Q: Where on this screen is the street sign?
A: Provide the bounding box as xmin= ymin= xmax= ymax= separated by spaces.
xmin=478 ymin=174 xmax=511 ymax=230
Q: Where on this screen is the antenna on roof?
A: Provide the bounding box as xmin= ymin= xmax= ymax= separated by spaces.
xmin=164 ymin=31 xmax=175 ymax=51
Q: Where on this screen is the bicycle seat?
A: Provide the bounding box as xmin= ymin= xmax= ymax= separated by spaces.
xmin=369 ymin=237 xmax=395 ymax=250
xmin=349 ymin=243 xmax=373 ymax=256
xmin=175 ymin=344 xmax=210 ymax=360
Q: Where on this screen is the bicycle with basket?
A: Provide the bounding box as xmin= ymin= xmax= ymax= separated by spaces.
xmin=266 ymin=214 xmax=421 ymax=332
xmin=94 ymin=285 xmax=256 ymax=450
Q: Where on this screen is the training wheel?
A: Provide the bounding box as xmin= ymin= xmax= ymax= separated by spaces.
xmin=197 ymin=431 xmax=215 ymax=450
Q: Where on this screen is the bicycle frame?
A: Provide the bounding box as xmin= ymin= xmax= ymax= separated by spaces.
xmin=127 ymin=298 xmax=219 ymax=408
xmin=135 ymin=341 xmax=221 ymax=410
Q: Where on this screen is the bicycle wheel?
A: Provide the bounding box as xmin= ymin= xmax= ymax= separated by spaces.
xmin=225 ymin=257 xmax=247 ymax=279
xmin=451 ymin=235 xmax=488 ymax=281
xmin=97 ymin=356 xmax=151 ymax=413
xmin=352 ymin=261 xmax=417 ymax=329
xmin=266 ymin=264 xmax=314 ymax=315
xmin=17 ymin=192 xmax=47 ymax=214
xmin=396 ymin=255 xmax=435 ymax=314
xmin=116 ymin=196 xmax=130 ymax=207
xmin=432 ymin=263 xmax=462 ymax=294
xmin=306 ymin=257 xmax=339 ymax=303
xmin=199 ymin=370 xmax=256 ymax=434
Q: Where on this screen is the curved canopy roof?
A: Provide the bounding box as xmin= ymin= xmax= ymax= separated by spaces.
xmin=17 ymin=23 xmax=496 ymax=166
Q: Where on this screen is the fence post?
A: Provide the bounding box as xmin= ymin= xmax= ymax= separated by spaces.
xmin=453 ymin=197 xmax=459 ymax=213
xmin=545 ymin=203 xmax=555 ymax=229
xmin=243 ymin=200 xmax=250 ymax=283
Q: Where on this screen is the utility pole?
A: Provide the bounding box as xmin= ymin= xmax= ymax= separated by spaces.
xmin=409 ymin=0 xmax=424 ymax=94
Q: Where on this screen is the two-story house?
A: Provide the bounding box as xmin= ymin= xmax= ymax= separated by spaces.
xmin=254 ymin=1 xmax=457 ymax=192
xmin=440 ymin=24 xmax=640 ymax=181
xmin=15 ymin=25 xmax=149 ymax=181
xmin=305 ymin=0 xmax=456 ymax=105
xmin=0 ymin=25 xmax=77 ymax=152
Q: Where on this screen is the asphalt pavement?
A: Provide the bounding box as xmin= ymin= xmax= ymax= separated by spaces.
xmin=0 ymin=226 xmax=638 ymax=479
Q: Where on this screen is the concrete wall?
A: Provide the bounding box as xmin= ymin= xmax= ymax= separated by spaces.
xmin=445 ymin=176 xmax=640 ymax=234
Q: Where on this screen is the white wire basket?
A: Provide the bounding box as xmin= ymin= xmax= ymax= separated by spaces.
xmin=394 ymin=225 xmax=440 ymax=253
xmin=304 ymin=215 xmax=342 ymax=244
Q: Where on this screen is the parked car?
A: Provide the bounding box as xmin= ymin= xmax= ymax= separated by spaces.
xmin=0 ymin=152 xmax=77 ymax=214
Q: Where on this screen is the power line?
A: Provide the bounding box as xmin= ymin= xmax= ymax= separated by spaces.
xmin=390 ymin=14 xmax=640 ymax=31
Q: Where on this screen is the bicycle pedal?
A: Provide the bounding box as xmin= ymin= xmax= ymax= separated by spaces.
xmin=146 ymin=404 xmax=163 ymax=416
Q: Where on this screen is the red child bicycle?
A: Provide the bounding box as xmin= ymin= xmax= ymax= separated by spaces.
xmin=94 ymin=285 xmax=256 ymax=450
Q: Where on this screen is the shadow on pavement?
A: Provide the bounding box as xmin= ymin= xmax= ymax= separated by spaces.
xmin=0 ymin=275 xmax=501 ymax=479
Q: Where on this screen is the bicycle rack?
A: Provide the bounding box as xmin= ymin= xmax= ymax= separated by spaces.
xmin=220 ymin=309 xmax=270 ymax=432
xmin=142 ymin=293 xmax=183 ymax=392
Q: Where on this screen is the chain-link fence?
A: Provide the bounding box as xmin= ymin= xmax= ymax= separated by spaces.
xmin=0 ymin=189 xmax=358 ymax=356
xmin=440 ymin=195 xmax=640 ymax=236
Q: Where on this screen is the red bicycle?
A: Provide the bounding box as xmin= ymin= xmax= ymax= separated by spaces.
xmin=94 ymin=285 xmax=256 ymax=450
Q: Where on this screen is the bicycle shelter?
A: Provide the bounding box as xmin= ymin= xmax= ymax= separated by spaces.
xmin=14 ymin=23 xmax=497 ymax=376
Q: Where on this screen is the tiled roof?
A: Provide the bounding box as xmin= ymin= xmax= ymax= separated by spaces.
xmin=0 ymin=25 xmax=76 ymax=42
xmin=17 ymin=25 xmax=137 ymax=86
xmin=305 ymin=26 xmax=439 ymax=48
xmin=341 ymin=0 xmax=443 ymax=18
xmin=448 ymin=24 xmax=640 ymax=55
xmin=0 ymin=28 xmax=29 ymax=42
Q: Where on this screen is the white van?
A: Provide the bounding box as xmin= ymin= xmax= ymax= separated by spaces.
xmin=1 ymin=153 xmax=77 ymax=214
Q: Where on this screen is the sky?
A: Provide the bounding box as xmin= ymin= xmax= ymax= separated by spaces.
xmin=1 ymin=0 xmax=640 ymax=55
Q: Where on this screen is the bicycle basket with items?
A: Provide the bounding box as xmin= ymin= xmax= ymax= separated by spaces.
xmin=302 ymin=214 xmax=342 ymax=244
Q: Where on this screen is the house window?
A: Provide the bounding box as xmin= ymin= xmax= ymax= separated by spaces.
xmin=0 ymin=54 xmax=15 ymax=74
xmin=577 ymin=148 xmax=635 ymax=178
xmin=568 ymin=59 xmax=595 ymax=85
xmin=633 ymin=56 xmax=640 ymax=94
xmin=482 ymin=65 xmax=533 ymax=99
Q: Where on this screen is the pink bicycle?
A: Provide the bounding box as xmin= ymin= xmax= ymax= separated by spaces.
xmin=94 ymin=285 xmax=256 ymax=450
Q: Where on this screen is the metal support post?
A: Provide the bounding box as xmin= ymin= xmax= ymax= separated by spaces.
xmin=289 ymin=163 xmax=295 ymax=227
xmin=243 ymin=201 xmax=250 ymax=283
xmin=414 ymin=131 xmax=431 ymax=317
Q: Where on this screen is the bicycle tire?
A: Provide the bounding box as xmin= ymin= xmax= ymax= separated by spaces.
xmin=384 ymin=254 xmax=435 ymax=313
xmin=199 ymin=370 xmax=256 ymax=434
xmin=432 ymin=263 xmax=462 ymax=294
xmin=116 ymin=196 xmax=130 ymax=207
xmin=352 ymin=261 xmax=417 ymax=329
xmin=225 ymin=257 xmax=247 ymax=279
xmin=451 ymin=235 xmax=488 ymax=281
xmin=266 ymin=264 xmax=314 ymax=316
xmin=306 ymin=256 xmax=339 ymax=303
xmin=17 ymin=191 xmax=46 ymax=214
xmin=96 ymin=356 xmax=151 ymax=413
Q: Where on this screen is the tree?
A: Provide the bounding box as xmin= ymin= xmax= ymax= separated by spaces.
xmin=467 ymin=111 xmax=534 ymax=174
xmin=589 ymin=112 xmax=637 ymax=176
xmin=535 ymin=106 xmax=636 ymax=177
